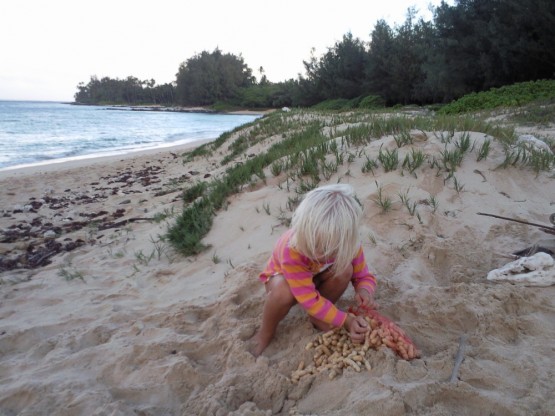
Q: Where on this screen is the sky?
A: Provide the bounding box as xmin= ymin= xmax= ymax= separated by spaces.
xmin=0 ymin=0 xmax=445 ymax=102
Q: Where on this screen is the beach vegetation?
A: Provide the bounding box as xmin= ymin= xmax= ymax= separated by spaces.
xmin=320 ymin=159 xmax=338 ymax=180
xmin=507 ymin=100 xmax=555 ymax=126
xmin=74 ymin=76 xmax=176 ymax=106
xmin=111 ymin=250 xmax=125 ymax=259
xmin=373 ymin=182 xmax=393 ymax=213
xmin=454 ymin=132 xmax=472 ymax=153
xmin=262 ymin=202 xmax=271 ymax=215
xmin=75 ymin=0 xmax=555 ymax=113
xmin=134 ymin=249 xmax=155 ymax=266
xmin=378 ymin=146 xmax=399 ymax=172
xmin=312 ymin=99 xmax=357 ymax=111
xmin=175 ymin=48 xmax=255 ymax=106
xmin=183 ymin=144 xmax=213 ymax=162
xmin=270 ymin=160 xmax=284 ymax=176
xmin=434 ymin=130 xmax=455 ymax=144
xmin=393 ymin=131 xmax=413 ymax=148
xmin=498 ymin=143 xmax=555 ymax=175
xmin=361 ymin=155 xmax=378 ymax=175
xmin=398 ymin=188 xmax=418 ymax=216
xmin=416 ymin=211 xmax=423 ymax=224
xmin=439 ymin=147 xmax=464 ymax=173
xmin=183 ymin=182 xmax=208 ymax=204
xmin=152 ymin=207 xmax=176 ymax=223
xmin=358 ymin=95 xmax=385 ymax=110
xmin=212 ymin=252 xmax=221 ymax=264
xmin=427 ymin=194 xmax=440 ymax=214
xmin=476 ymin=139 xmax=491 ymax=162
xmin=453 ymin=176 xmax=465 ymax=194
xmin=402 ymin=148 xmax=425 ymax=177
xmin=149 ymin=236 xmax=170 ymax=262
xmin=439 ymin=80 xmax=555 ymax=115
xmin=275 ymin=207 xmax=292 ymax=228
xmin=344 ymin=124 xmax=374 ymax=146
xmin=58 ymin=263 xmax=85 ymax=282
xmin=166 ymin=109 xmax=537 ymax=256
xmin=286 ymin=194 xmax=302 ymax=212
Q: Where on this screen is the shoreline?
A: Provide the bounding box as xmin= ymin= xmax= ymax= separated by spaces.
xmin=1 ymin=103 xmax=268 ymax=175
xmin=70 ymin=102 xmax=276 ymax=116
xmin=0 ymin=138 xmax=212 ymax=179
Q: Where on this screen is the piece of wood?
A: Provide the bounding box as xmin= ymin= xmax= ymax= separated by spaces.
xmin=450 ymin=334 xmax=468 ymax=383
xmin=477 ymin=212 xmax=555 ymax=235
xmin=97 ymin=217 xmax=154 ymax=231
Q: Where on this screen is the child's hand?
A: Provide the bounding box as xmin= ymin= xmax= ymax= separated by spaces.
xmin=355 ymin=288 xmax=374 ymax=307
xmin=345 ymin=314 xmax=369 ymax=343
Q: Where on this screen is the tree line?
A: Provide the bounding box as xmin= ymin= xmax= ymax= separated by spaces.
xmin=74 ymin=0 xmax=555 ymax=108
xmin=74 ymin=76 xmax=175 ymax=105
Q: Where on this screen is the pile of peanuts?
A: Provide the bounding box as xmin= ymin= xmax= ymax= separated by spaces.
xmin=291 ymin=314 xmax=419 ymax=383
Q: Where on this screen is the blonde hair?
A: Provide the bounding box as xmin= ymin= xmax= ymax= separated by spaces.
xmin=290 ymin=184 xmax=362 ymax=275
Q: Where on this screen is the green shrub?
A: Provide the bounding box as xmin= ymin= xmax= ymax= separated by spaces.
xmin=439 ymin=80 xmax=555 ymax=114
xmin=183 ymin=182 xmax=208 ymax=203
xmin=358 ymin=95 xmax=385 ymax=109
xmin=312 ymin=99 xmax=354 ymax=111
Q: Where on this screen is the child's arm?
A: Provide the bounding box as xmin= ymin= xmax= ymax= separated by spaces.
xmin=281 ymin=250 xmax=348 ymax=328
xmin=351 ymin=246 xmax=377 ymax=296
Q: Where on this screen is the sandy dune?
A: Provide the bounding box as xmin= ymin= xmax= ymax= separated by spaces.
xmin=1 ymin=111 xmax=554 ymax=415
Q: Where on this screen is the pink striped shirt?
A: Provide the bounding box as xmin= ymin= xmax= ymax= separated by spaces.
xmin=259 ymin=229 xmax=377 ymax=327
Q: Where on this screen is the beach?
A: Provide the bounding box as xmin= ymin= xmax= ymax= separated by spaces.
xmin=1 ymin=110 xmax=554 ymax=415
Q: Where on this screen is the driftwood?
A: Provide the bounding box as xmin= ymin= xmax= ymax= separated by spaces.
xmin=477 ymin=212 xmax=555 ymax=235
xmin=450 ymin=335 xmax=468 ymax=383
xmin=97 ymin=217 xmax=154 ymax=231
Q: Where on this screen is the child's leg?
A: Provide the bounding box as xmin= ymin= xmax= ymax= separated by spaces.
xmin=251 ymin=275 xmax=296 ymax=357
xmin=309 ymin=264 xmax=353 ymax=331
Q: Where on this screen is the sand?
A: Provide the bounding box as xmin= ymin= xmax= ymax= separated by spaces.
xmin=1 ymin=111 xmax=554 ymax=416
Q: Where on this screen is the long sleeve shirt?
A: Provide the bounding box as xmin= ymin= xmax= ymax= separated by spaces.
xmin=259 ymin=229 xmax=377 ymax=327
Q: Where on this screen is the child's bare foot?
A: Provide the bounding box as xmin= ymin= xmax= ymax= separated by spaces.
xmin=248 ymin=331 xmax=272 ymax=357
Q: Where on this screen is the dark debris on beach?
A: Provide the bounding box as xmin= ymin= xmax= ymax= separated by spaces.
xmin=0 ymin=161 xmax=199 ymax=273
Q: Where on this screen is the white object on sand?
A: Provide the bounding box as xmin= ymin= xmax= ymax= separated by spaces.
xmin=516 ymin=135 xmax=553 ymax=154
xmin=487 ymin=252 xmax=555 ymax=286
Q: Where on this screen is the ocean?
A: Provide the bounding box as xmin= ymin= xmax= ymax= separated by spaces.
xmin=0 ymin=101 xmax=260 ymax=170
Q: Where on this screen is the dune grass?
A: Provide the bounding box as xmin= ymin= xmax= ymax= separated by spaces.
xmin=167 ymin=108 xmax=551 ymax=257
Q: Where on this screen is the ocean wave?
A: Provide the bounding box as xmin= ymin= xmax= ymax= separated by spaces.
xmin=0 ymin=102 xmax=259 ymax=169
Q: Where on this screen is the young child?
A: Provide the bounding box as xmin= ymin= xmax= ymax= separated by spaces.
xmin=251 ymin=184 xmax=377 ymax=357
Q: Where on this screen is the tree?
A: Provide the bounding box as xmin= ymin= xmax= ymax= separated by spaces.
xmin=258 ymin=66 xmax=269 ymax=85
xmin=301 ymin=33 xmax=368 ymax=103
xmin=175 ymin=49 xmax=255 ymax=106
xmin=433 ymin=0 xmax=555 ymax=99
xmin=366 ymin=20 xmax=396 ymax=104
xmin=367 ymin=11 xmax=430 ymax=105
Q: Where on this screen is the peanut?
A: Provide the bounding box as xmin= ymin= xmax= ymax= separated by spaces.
xmin=292 ymin=310 xmax=418 ymax=383
xmin=344 ymin=357 xmax=361 ymax=372
xmin=363 ymin=358 xmax=372 ymax=371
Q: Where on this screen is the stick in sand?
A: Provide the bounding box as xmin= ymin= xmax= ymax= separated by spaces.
xmin=477 ymin=212 xmax=555 ymax=235
xmin=450 ymin=334 xmax=468 ymax=383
